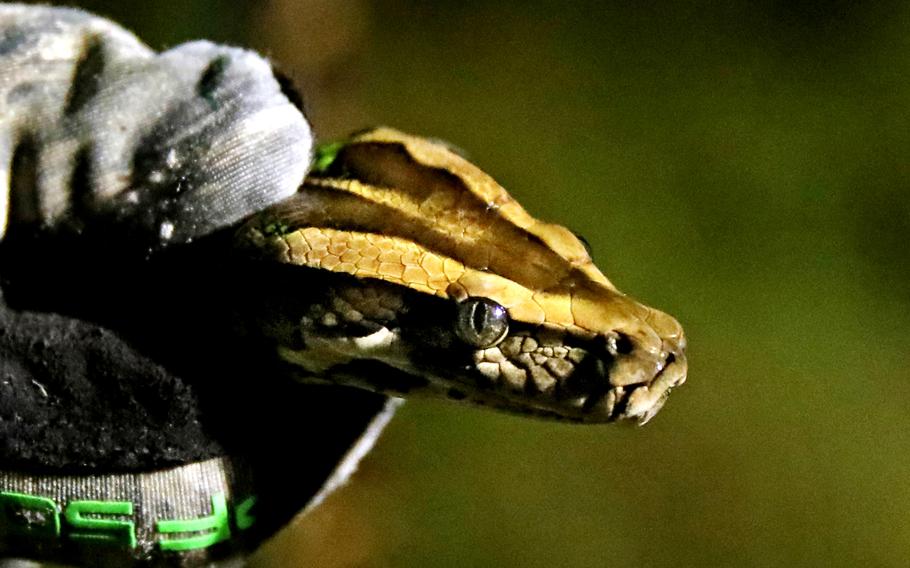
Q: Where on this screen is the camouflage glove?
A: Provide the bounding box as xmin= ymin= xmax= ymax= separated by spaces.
xmin=0 ymin=6 xmax=395 ymax=566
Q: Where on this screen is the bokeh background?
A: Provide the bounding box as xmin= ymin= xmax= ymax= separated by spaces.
xmin=29 ymin=1 xmax=910 ymax=566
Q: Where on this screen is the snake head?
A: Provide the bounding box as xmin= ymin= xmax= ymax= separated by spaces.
xmin=510 ymin=289 xmax=688 ymax=424
xmin=237 ymin=128 xmax=687 ymax=424
xmin=433 ymin=261 xmax=687 ymax=424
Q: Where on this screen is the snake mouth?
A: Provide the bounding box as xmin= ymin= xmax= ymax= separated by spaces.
xmin=591 ymin=352 xmax=688 ymax=425
xmin=603 ymin=384 xmax=666 ymax=424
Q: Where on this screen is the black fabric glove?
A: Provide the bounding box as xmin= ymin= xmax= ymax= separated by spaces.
xmin=0 ymin=292 xmax=394 ymax=566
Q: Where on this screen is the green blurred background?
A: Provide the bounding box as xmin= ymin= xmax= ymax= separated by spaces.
xmin=32 ymin=1 xmax=910 ymax=565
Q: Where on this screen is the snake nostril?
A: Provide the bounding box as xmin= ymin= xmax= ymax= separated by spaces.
xmin=665 ymin=352 xmax=676 ymax=366
xmin=603 ymin=332 xmax=634 ymax=359
xmin=615 ymin=333 xmax=634 ymax=355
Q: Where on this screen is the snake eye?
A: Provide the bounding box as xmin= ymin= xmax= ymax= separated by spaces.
xmin=455 ymin=298 xmax=509 ymax=348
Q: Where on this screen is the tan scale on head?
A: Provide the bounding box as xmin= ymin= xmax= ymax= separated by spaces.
xmin=238 ymin=127 xmax=687 ymax=424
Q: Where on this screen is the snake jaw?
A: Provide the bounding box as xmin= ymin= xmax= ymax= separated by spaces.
xmin=564 ymin=331 xmax=687 ymax=424
xmin=608 ymin=349 xmax=687 ymax=424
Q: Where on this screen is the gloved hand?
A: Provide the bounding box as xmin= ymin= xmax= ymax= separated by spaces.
xmin=0 ymin=299 xmax=394 ymax=566
xmin=0 ymin=5 xmax=396 ymax=566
